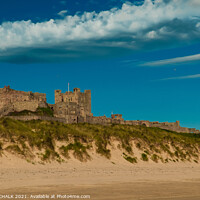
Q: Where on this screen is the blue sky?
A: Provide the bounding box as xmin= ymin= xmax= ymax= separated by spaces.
xmin=0 ymin=0 xmax=200 ymax=129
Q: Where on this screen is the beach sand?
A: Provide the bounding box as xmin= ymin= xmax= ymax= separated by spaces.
xmin=1 ymin=153 xmax=200 ymax=200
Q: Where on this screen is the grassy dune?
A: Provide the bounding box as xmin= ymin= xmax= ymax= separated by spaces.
xmin=0 ymin=117 xmax=200 ymax=164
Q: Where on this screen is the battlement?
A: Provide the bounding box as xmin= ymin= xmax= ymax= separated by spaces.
xmin=55 ymin=88 xmax=91 ymax=104
xmin=111 ymin=114 xmax=123 ymax=119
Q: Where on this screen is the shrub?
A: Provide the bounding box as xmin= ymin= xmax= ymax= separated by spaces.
xmin=141 ymin=153 xmax=148 ymax=161
xmin=0 ymin=142 xmax=3 ymax=151
xmin=136 ymin=142 xmax=142 ymax=149
xmin=123 ymin=152 xmax=137 ymax=164
xmin=165 ymin=158 xmax=169 ymax=163
xmin=151 ymin=154 xmax=159 ymax=163
xmin=125 ymin=156 xmax=137 ymax=164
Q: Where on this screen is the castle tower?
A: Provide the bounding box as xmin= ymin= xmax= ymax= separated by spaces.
xmin=53 ymin=87 xmax=92 ymax=123
xmin=55 ymin=90 xmax=62 ymax=104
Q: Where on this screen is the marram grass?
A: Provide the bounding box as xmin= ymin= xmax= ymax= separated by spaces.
xmin=0 ymin=118 xmax=200 ymax=163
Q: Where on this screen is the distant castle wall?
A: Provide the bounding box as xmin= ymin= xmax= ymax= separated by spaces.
xmin=0 ymin=86 xmax=47 ymax=116
xmin=86 ymin=115 xmax=200 ymax=133
xmin=6 ymin=116 xmax=67 ymax=123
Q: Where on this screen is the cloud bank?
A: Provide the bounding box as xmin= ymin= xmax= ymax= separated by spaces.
xmin=0 ymin=0 xmax=200 ymax=63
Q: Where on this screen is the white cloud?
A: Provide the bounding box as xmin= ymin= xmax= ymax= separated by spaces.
xmin=141 ymin=54 xmax=200 ymax=66
xmin=0 ymin=0 xmax=200 ymax=62
xmin=146 ymin=30 xmax=158 ymax=39
xmin=58 ymin=10 xmax=68 ymax=17
xmin=161 ymin=74 xmax=200 ymax=81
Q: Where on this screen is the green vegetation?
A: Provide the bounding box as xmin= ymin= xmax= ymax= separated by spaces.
xmin=37 ymin=107 xmax=54 ymax=117
xmin=42 ymin=149 xmax=61 ymax=162
xmin=0 ymin=141 xmax=3 ymax=156
xmin=8 ymin=107 xmax=54 ymax=117
xmin=0 ymin=142 xmax=2 ymax=151
xmin=151 ymin=154 xmax=159 ymax=163
xmin=0 ymin=118 xmax=200 ymax=163
xmin=5 ymin=144 xmax=25 ymax=156
xmin=141 ymin=153 xmax=148 ymax=161
xmin=123 ymin=152 xmax=137 ymax=164
xmin=60 ymin=141 xmax=90 ymax=161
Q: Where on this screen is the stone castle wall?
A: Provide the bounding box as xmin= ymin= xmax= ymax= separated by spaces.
xmin=0 ymin=86 xmax=47 ymax=116
xmin=6 ymin=116 xmax=67 ymax=123
xmin=86 ymin=115 xmax=200 ymax=133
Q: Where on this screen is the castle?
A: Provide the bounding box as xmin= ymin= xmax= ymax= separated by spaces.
xmin=0 ymin=85 xmax=199 ymax=134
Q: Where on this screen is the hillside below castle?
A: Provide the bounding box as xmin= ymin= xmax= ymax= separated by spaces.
xmin=0 ymin=85 xmax=199 ymax=134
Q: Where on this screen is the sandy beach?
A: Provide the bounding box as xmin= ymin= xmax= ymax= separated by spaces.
xmin=1 ymin=152 xmax=200 ymax=200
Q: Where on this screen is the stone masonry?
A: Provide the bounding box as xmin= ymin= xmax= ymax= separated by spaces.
xmin=0 ymin=86 xmax=47 ymax=116
xmin=0 ymin=85 xmax=199 ymax=134
xmin=52 ymin=88 xmax=92 ymax=123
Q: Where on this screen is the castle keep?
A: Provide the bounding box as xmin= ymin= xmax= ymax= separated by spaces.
xmin=0 ymin=85 xmax=199 ymax=134
xmin=53 ymin=88 xmax=92 ymax=123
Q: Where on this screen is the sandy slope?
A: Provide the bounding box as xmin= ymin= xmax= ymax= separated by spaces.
xmin=1 ymin=150 xmax=200 ymax=200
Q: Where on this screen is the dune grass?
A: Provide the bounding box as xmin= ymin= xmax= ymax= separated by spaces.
xmin=60 ymin=141 xmax=90 ymax=161
xmin=0 ymin=117 xmax=200 ymax=163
